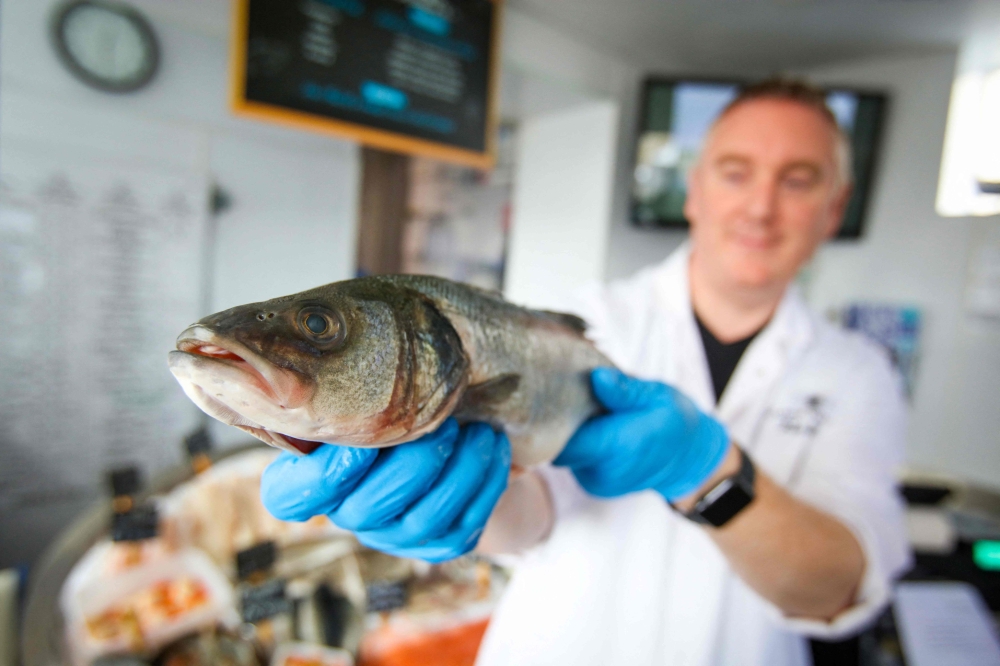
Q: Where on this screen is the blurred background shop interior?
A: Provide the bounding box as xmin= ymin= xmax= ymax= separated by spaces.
xmin=1 ymin=0 xmax=1000 ymax=665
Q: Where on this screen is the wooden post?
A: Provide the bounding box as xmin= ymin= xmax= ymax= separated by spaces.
xmin=356 ymin=147 xmax=410 ymax=276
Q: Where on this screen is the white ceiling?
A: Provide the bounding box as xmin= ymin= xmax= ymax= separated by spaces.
xmin=508 ymin=0 xmax=995 ymax=74
xmin=137 ymin=0 xmax=999 ymax=76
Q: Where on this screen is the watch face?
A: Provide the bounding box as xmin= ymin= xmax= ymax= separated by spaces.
xmin=698 ymin=481 xmax=754 ymax=528
xmin=53 ymin=1 xmax=159 ymax=92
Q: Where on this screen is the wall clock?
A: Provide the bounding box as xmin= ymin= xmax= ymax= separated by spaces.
xmin=52 ymin=1 xmax=160 ymax=93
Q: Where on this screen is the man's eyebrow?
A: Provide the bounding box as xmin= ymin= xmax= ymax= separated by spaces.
xmin=781 ymin=161 xmax=823 ymax=178
xmin=713 ymin=154 xmax=750 ymax=168
xmin=710 ymin=155 xmax=829 ymax=180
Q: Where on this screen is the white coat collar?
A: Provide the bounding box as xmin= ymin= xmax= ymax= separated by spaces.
xmin=648 ymin=243 xmax=818 ymax=426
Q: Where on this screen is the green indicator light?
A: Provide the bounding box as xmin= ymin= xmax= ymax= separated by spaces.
xmin=973 ymin=541 xmax=1000 ymax=571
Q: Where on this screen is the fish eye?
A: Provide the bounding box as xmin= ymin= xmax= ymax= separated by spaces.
xmin=305 ymin=314 xmax=327 ymax=334
xmin=297 ymin=306 xmax=345 ymax=347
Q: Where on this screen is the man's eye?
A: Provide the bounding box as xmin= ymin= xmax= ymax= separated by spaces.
xmin=721 ymin=169 xmax=748 ymax=184
xmin=783 ymin=170 xmax=819 ymax=191
xmin=784 ymin=177 xmax=814 ymax=191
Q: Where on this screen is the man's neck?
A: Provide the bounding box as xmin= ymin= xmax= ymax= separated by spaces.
xmin=688 ymin=252 xmax=786 ymax=343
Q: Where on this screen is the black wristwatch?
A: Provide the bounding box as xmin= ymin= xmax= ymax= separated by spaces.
xmin=681 ymin=447 xmax=756 ymax=527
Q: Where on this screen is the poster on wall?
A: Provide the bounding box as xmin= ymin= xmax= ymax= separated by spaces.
xmin=841 ymin=303 xmax=922 ymax=398
xmin=0 ymin=142 xmax=206 ymax=562
xmin=231 ymin=0 xmax=502 ymax=169
xmin=402 ymin=123 xmax=515 ymax=290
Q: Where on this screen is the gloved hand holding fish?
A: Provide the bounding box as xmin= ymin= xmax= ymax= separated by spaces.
xmin=168 ymin=273 xmax=736 ymax=561
xmin=168 ymin=274 xmax=613 ymax=467
xmin=259 ymin=419 xmax=512 ymax=562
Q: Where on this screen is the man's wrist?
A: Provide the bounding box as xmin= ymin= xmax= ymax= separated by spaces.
xmin=671 ymin=441 xmax=740 ymax=513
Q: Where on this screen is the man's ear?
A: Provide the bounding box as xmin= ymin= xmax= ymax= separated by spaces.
xmin=823 ymin=182 xmax=853 ymax=239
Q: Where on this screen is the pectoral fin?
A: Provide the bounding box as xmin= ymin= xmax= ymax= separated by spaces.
xmin=464 ymin=373 xmax=520 ymax=406
xmin=454 ymin=373 xmax=521 ymax=423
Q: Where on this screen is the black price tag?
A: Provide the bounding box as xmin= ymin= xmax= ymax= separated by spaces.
xmin=236 ymin=541 xmax=277 ymax=580
xmin=366 ymin=581 xmax=407 ymax=613
xmin=108 ymin=466 xmax=142 ymax=498
xmin=315 ymin=584 xmax=352 ymax=647
xmin=111 ymin=504 xmax=158 ymax=542
xmin=241 ymin=578 xmax=291 ymax=623
xmin=184 ymin=427 xmax=213 ymax=457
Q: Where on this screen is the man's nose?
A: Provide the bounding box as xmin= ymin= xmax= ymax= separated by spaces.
xmin=746 ymin=176 xmax=779 ymax=223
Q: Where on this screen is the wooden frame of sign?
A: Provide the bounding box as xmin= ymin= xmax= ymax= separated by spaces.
xmin=229 ymin=0 xmax=502 ymax=169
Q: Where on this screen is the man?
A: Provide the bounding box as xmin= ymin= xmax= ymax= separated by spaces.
xmin=261 ymin=79 xmax=911 ymax=666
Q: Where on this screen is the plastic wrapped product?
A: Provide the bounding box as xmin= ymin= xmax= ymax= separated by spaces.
xmin=61 ymin=548 xmax=238 ymax=665
xmin=356 ymin=556 xmax=506 ymax=666
xmin=159 ymin=450 xmax=344 ymax=570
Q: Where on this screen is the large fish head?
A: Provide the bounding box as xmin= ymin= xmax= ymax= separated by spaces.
xmin=168 ymin=280 xmax=469 ymax=454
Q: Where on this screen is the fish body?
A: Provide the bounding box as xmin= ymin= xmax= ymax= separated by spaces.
xmin=168 ymin=275 xmax=612 ymax=466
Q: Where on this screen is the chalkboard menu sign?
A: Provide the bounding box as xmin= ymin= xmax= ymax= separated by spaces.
xmin=231 ymin=0 xmax=502 ymax=168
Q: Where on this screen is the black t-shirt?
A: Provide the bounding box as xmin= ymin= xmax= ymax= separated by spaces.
xmin=694 ymin=312 xmax=762 ymax=404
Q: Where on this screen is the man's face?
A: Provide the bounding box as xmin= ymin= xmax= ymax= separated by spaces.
xmin=684 ymin=98 xmax=851 ymax=291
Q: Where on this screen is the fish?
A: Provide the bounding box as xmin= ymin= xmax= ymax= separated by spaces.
xmin=168 ymin=275 xmax=613 ymax=467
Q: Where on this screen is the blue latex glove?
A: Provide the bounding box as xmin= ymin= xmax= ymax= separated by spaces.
xmin=554 ymin=367 xmax=730 ymax=502
xmin=261 ymin=419 xmax=511 ymax=563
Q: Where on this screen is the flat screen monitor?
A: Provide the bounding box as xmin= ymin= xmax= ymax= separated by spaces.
xmin=631 ymin=78 xmax=887 ymax=239
xmin=231 ymin=0 xmax=502 ymax=169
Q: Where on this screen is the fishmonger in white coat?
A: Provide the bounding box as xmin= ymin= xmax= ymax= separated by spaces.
xmin=261 ymin=78 xmax=911 ymax=666
xmin=475 ymin=78 xmax=911 ymax=666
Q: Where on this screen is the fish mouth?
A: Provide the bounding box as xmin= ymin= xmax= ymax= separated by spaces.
xmin=232 ymin=425 xmax=323 ymax=455
xmin=169 ymin=325 xmax=321 ymax=455
xmin=174 ymin=325 xmax=312 ymax=408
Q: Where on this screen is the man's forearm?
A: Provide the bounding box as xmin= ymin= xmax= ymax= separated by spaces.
xmin=475 ymin=445 xmax=865 ymax=621
xmin=676 ymin=444 xmax=865 ymax=620
xmin=476 ymin=470 xmax=555 ymax=555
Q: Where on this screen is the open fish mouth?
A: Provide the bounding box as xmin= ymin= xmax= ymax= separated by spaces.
xmin=176 ymin=339 xmax=277 ymax=401
xmin=169 ymin=326 xmax=322 ymax=455
xmin=173 ymin=324 xmax=312 ymax=407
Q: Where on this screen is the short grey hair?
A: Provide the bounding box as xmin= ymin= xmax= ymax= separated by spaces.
xmin=715 ymin=77 xmax=854 ymax=187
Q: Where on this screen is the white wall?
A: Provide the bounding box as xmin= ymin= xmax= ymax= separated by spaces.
xmin=209 ymin=134 xmax=359 ymax=312
xmin=501 ymin=9 xmax=742 ymax=282
xmin=0 ymin=0 xmax=360 ymax=313
xmin=505 ymin=101 xmax=620 ymax=310
xmin=803 ymin=52 xmax=1000 ymax=490
xmin=0 ymin=0 xmax=360 ymax=565
xmin=500 ymin=8 xmax=692 ymax=283
xmin=501 ymin=9 xmax=634 ymax=104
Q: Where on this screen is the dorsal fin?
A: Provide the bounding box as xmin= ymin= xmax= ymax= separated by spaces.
xmin=540 ymin=310 xmax=588 ymax=334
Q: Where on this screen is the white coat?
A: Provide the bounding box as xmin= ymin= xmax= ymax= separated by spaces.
xmin=476 ymin=245 xmax=912 ymax=666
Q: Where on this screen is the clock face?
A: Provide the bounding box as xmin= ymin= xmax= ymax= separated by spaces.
xmin=53 ymin=1 xmax=159 ymax=92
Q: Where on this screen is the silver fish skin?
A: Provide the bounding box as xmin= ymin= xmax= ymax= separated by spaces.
xmin=168 ymin=274 xmax=613 ymax=466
